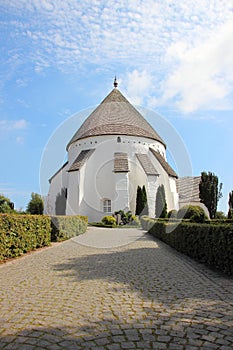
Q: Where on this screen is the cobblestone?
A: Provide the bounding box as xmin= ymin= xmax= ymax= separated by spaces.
xmin=0 ymin=227 xmax=233 ymax=349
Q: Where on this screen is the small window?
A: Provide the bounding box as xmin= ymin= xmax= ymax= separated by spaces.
xmin=103 ymin=199 xmax=111 ymax=213
xmin=117 ymin=136 xmax=121 ymax=143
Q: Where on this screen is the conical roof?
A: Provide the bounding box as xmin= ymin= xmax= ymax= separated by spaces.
xmin=67 ymin=87 xmax=165 ymax=150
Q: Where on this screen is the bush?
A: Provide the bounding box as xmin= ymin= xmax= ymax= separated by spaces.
xmin=130 ymin=215 xmax=140 ymax=226
xmin=51 ymin=215 xmax=88 ymax=242
xmin=0 ymin=214 xmax=51 ymax=261
xmin=102 ymin=216 xmax=116 ymax=226
xmin=140 ymin=216 xmax=233 ymax=275
xmin=27 ymin=193 xmax=44 ymax=215
xmin=0 ymin=195 xmax=15 ymax=214
xmin=177 ymin=205 xmax=208 ymax=223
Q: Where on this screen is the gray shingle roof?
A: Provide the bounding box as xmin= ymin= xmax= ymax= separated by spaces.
xmin=67 ymin=88 xmax=165 ymax=150
xmin=136 ymin=154 xmax=159 ymax=176
xmin=114 ymin=153 xmax=129 ymax=172
xmin=177 ymin=176 xmax=201 ymax=202
xmin=149 ymin=148 xmax=178 ymax=178
xmin=68 ymin=149 xmax=95 ymax=172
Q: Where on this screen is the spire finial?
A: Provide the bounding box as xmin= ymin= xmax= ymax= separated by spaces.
xmin=113 ymin=76 xmax=118 ymax=88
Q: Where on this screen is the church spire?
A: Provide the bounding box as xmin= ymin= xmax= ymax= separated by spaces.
xmin=113 ymin=76 xmax=118 ymax=88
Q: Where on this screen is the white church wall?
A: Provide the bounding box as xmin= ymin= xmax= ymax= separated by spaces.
xmin=169 ymin=177 xmax=179 ymax=210
xmin=48 ymin=134 xmax=178 ymax=221
xmin=114 ymin=173 xmax=129 ymax=213
xmin=46 ymin=164 xmax=68 ymax=215
xmin=66 ymin=170 xmax=80 ymax=215
xmin=147 ymin=175 xmax=159 ymax=217
xmin=128 ymin=156 xmax=148 ymax=215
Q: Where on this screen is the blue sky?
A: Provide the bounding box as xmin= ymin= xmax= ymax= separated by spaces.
xmin=0 ymin=0 xmax=233 ymax=213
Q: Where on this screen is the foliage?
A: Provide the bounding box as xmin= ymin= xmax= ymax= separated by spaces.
xmin=135 ymin=185 xmax=148 ymax=216
xmin=228 ymin=191 xmax=233 ymax=219
xmin=215 ymin=211 xmax=226 ymax=220
xmin=51 ymin=215 xmax=88 ymax=242
xmin=135 ymin=186 xmax=143 ymax=216
xmin=102 ymin=215 xmax=116 ymax=226
xmin=27 ymin=193 xmax=44 ymax=215
xmin=167 ymin=209 xmax=178 ymax=219
xmin=140 ymin=216 xmax=233 ymax=275
xmin=177 ymin=205 xmax=208 ymax=223
xmin=142 ymin=185 xmax=149 ymax=216
xmin=0 ymin=194 xmax=15 ymax=214
xmin=199 ymin=172 xmax=222 ymax=219
xmin=114 ymin=210 xmax=132 ymax=224
xmin=55 ymin=188 xmax=67 ymax=215
xmin=0 ymin=214 xmax=51 ymax=261
xmin=130 ymin=215 xmax=140 ymax=226
xmin=155 ymin=185 xmax=167 ymax=218
xmin=229 ymin=191 xmax=233 ymax=210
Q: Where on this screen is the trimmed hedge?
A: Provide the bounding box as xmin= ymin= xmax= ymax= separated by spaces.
xmin=0 ymin=214 xmax=51 ymax=260
xmin=141 ymin=216 xmax=233 ymax=275
xmin=51 ymin=215 xmax=88 ymax=242
xmin=0 ymin=214 xmax=88 ymax=260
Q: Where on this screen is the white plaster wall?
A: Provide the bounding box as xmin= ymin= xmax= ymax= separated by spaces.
xmin=147 ymin=175 xmax=159 ymax=217
xmin=48 ymin=134 xmax=178 ymax=221
xmin=66 ymin=170 xmax=80 ymax=215
xmin=46 ymin=163 xmax=68 ymax=215
xmin=114 ymin=173 xmax=129 ymax=213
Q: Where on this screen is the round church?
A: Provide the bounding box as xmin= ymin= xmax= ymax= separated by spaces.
xmin=46 ymin=78 xmax=202 ymax=222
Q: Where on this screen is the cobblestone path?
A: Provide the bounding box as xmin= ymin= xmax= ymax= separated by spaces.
xmin=0 ymin=227 xmax=233 ymax=349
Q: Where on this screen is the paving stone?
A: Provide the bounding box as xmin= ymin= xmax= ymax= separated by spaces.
xmin=0 ymin=227 xmax=232 ymax=350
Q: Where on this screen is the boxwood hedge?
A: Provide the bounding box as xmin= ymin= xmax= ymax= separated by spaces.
xmin=141 ymin=216 xmax=233 ymax=275
xmin=0 ymin=214 xmax=88 ymax=260
xmin=0 ymin=214 xmax=51 ymax=260
xmin=50 ymin=215 xmax=88 ymax=242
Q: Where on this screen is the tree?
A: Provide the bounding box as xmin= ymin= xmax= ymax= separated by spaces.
xmin=135 ymin=185 xmax=148 ymax=216
xmin=0 ymin=194 xmax=14 ymax=213
xmin=228 ymin=191 xmax=233 ymax=219
xmin=135 ymin=186 xmax=143 ymax=215
xmin=142 ymin=185 xmax=149 ymax=216
xmin=155 ymin=185 xmax=167 ymax=218
xmin=27 ymin=193 xmax=44 ymax=215
xmin=199 ymin=172 xmax=222 ymax=219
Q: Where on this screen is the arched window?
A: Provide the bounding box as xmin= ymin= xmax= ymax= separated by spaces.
xmin=103 ymin=199 xmax=111 ymax=213
xmin=117 ymin=136 xmax=121 ymax=143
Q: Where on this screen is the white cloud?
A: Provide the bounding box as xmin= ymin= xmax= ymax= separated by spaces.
xmin=161 ymin=15 xmax=233 ymax=113
xmin=0 ymin=1 xmax=233 ymax=113
xmin=0 ymin=119 xmax=28 ymax=130
xmin=0 ymin=119 xmax=28 ymax=143
xmin=124 ymin=70 xmax=152 ymax=105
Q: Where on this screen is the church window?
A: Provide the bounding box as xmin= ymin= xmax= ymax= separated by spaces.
xmin=103 ymin=199 xmax=111 ymax=213
xmin=117 ymin=136 xmax=121 ymax=143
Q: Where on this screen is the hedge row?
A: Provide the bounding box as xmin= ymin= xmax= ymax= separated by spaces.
xmin=0 ymin=214 xmax=51 ymax=260
xmin=141 ymin=216 xmax=233 ymax=275
xmin=51 ymin=215 xmax=88 ymax=242
xmin=0 ymin=214 xmax=88 ymax=261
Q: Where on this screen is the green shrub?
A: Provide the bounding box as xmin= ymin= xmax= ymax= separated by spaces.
xmin=0 ymin=214 xmax=51 ymax=261
xmin=177 ymin=205 xmax=208 ymax=223
xmin=140 ymin=216 xmax=233 ymax=275
xmin=102 ymin=216 xmax=116 ymax=226
xmin=50 ymin=215 xmax=88 ymax=242
xmin=130 ymin=215 xmax=140 ymax=226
